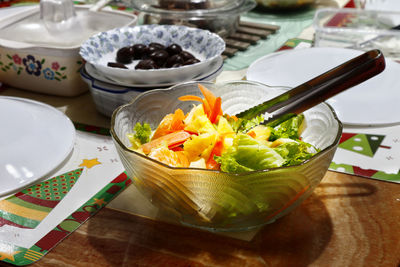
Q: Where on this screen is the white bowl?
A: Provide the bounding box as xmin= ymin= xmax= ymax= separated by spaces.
xmin=80 ymin=62 xmax=223 ymax=117
xmin=79 ymin=25 xmax=225 ymax=84
xmin=85 ymin=56 xmax=224 ymax=88
xmin=0 ymin=5 xmax=137 ymax=96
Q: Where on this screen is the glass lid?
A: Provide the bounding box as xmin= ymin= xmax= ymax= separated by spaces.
xmin=0 ymin=6 xmax=135 ymax=48
xmin=130 ymin=0 xmax=250 ymax=16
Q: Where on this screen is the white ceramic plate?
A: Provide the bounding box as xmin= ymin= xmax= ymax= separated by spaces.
xmin=85 ymin=56 xmax=224 ymax=88
xmin=246 ymin=47 xmax=400 ymax=126
xmin=0 ymin=97 xmax=75 ymax=197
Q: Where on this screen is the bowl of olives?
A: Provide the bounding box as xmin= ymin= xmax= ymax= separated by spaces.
xmin=80 ymin=25 xmax=225 ymax=85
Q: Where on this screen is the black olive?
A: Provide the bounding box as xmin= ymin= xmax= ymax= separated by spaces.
xmin=116 ymin=47 xmax=133 ymax=64
xmin=107 ymin=62 xmax=128 ymax=69
xmin=165 ymin=54 xmax=184 ymax=68
xmin=183 ymin=58 xmax=200 ymax=65
xmin=166 ymin=44 xmax=182 ymax=56
xmin=149 ymin=42 xmax=166 ymax=50
xmin=135 ymin=59 xmax=159 ymax=70
xmin=147 ymin=45 xmax=161 ymax=55
xmin=132 ymin=44 xmax=149 ymax=60
xmin=149 ymin=50 xmax=169 ymax=67
xmin=179 ymin=51 xmax=195 ymax=61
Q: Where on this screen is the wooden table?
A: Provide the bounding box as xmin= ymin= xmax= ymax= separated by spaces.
xmin=1 ymin=0 xmax=399 ymax=262
xmin=1 ymin=87 xmax=399 ymax=267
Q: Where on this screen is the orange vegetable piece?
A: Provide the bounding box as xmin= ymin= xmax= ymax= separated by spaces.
xmin=178 ymin=95 xmax=203 ymax=103
xmin=178 ymin=84 xmax=223 ymax=122
xmin=198 ymin=84 xmax=217 ymax=109
xmin=202 ymin=98 xmax=211 ymax=117
xmin=209 ymin=96 xmax=222 ymax=124
xmin=206 ymin=135 xmax=224 ymax=170
xmin=142 ymin=130 xmax=191 ymax=154
xmin=152 ymin=108 xmax=185 ymax=140
xmin=247 ymin=130 xmax=256 ymax=138
xmin=149 ymin=147 xmax=190 ymax=167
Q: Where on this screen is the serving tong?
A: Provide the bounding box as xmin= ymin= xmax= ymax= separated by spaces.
xmin=236 ymin=49 xmax=386 ymax=124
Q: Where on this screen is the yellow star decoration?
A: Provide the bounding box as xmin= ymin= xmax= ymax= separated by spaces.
xmin=93 ymin=198 xmax=106 ymax=207
xmin=0 ymin=250 xmax=21 ymax=262
xmin=79 ymin=158 xmax=101 ymax=169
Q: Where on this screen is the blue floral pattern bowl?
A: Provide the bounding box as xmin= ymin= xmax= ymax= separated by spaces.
xmin=79 ymin=25 xmax=225 ymax=85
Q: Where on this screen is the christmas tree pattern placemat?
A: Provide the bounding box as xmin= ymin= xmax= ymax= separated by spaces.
xmin=329 ymin=126 xmax=400 ymax=183
xmin=0 ymin=130 xmax=130 ymax=266
xmin=0 ymin=169 xmax=83 ymax=230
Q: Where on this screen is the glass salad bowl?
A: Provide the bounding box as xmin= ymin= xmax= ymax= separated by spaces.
xmin=110 ymin=80 xmax=342 ymax=231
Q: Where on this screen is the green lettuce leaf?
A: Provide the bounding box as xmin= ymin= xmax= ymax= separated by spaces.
xmin=274 ymin=140 xmax=318 ymax=166
xmin=269 ymin=114 xmax=304 ymax=141
xmin=227 ymin=114 xmax=265 ymax=133
xmin=216 ymin=134 xmax=285 ymax=173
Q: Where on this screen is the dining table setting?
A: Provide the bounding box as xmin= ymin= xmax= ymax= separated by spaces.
xmin=0 ymin=0 xmax=400 ymax=266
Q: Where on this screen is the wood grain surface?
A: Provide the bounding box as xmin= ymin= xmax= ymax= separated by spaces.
xmin=2 ymin=171 xmax=397 ymax=267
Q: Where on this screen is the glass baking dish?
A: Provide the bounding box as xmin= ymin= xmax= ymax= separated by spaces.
xmin=128 ymin=0 xmax=256 ymax=37
xmin=313 ymin=8 xmax=400 ymax=61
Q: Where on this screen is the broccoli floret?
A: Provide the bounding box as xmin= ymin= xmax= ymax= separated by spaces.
xmin=133 ymin=122 xmax=152 ymax=144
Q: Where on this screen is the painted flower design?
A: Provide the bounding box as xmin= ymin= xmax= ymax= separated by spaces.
xmin=43 ymin=68 xmax=55 ymax=80
xmin=23 ymin=55 xmax=42 ymax=76
xmin=12 ymin=54 xmax=22 ymax=65
xmin=51 ymin=62 xmax=60 ymax=71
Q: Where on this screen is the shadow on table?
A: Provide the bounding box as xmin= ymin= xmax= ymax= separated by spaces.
xmin=85 ymin=191 xmax=333 ymax=267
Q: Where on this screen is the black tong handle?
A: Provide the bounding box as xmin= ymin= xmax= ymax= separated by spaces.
xmin=236 ymin=49 xmax=386 ymax=123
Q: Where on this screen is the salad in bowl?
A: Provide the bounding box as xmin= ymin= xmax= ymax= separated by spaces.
xmin=111 ymin=80 xmax=342 ymax=231
xmin=128 ymin=84 xmax=318 ymax=173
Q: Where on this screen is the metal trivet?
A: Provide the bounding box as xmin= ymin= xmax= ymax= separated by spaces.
xmin=222 ymin=20 xmax=280 ymax=60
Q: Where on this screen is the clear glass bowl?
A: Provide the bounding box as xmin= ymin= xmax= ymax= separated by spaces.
xmin=129 ymin=0 xmax=257 ymax=37
xmin=111 ymin=80 xmax=342 ymax=231
xmin=130 ymin=0 xmax=247 ymax=16
xmin=256 ymin=0 xmax=316 ymax=9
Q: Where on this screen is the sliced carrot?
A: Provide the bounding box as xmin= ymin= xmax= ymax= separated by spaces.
xmin=198 ymin=84 xmax=217 ymax=110
xmin=178 ymin=95 xmax=203 ymax=103
xmin=206 ymin=135 xmax=224 ymax=170
xmin=209 ymin=96 xmax=222 ymax=124
xmin=247 ymin=130 xmax=256 ymax=138
xmin=171 ymin=146 xmax=184 ymax=152
xmin=142 ymin=130 xmax=191 ymax=154
xmin=202 ymin=98 xmax=211 ymax=117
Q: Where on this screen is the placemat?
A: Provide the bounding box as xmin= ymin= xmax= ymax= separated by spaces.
xmin=0 ymin=128 xmax=130 ymax=266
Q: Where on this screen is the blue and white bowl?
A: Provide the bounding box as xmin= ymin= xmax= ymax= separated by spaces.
xmin=80 ymin=59 xmax=224 ymax=117
xmin=79 ymin=25 xmax=225 ymax=85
